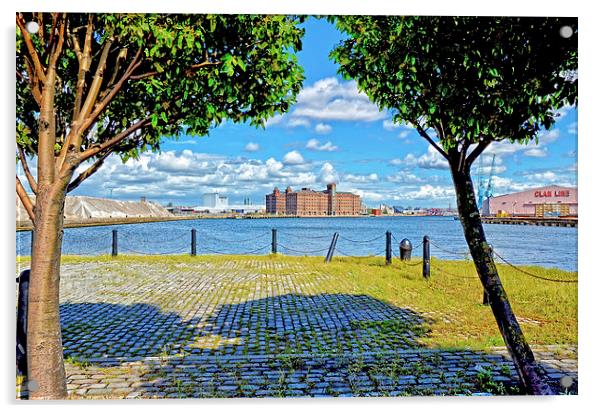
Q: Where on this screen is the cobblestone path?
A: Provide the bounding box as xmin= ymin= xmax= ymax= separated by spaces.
xmin=17 ymin=259 xmax=578 ymax=398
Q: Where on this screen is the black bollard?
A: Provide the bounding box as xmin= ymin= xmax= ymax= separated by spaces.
xmin=271 ymin=229 xmax=277 ymax=254
xmin=385 ymin=231 xmax=392 ymax=265
xmin=16 ymin=269 xmax=30 ymax=376
xmin=423 ymin=235 xmax=430 ymax=279
xmin=399 ymin=238 xmax=412 ymax=261
xmin=112 ymin=229 xmax=118 ymax=257
xmin=191 ymin=229 xmax=197 ymax=256
xmin=325 ymin=232 xmax=339 ymax=263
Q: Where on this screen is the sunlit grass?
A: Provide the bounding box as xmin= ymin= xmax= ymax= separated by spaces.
xmin=16 ymin=253 xmax=577 ymax=349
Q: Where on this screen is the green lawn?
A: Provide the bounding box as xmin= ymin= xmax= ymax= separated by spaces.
xmin=17 ymin=254 xmax=577 ymax=350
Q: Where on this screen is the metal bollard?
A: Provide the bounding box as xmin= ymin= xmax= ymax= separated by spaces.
xmin=325 ymin=232 xmax=339 ymax=263
xmin=399 ymin=238 xmax=412 ymax=261
xmin=16 ymin=269 xmax=30 ymax=376
xmin=191 ymin=229 xmax=197 ymax=256
xmin=271 ymin=229 xmax=277 ymax=254
xmin=112 ymin=229 xmax=118 ymax=257
xmin=385 ymin=231 xmax=392 ymax=265
xmin=423 ymin=235 xmax=430 ymax=279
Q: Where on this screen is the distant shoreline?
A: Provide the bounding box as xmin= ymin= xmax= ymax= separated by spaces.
xmin=16 ymin=213 xmax=455 ymax=232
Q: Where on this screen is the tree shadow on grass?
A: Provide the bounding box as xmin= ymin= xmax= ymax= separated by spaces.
xmin=57 ymin=295 xmax=577 ymax=397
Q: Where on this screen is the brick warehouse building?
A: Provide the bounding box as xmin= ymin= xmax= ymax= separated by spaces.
xmin=266 ymin=183 xmax=361 ymax=216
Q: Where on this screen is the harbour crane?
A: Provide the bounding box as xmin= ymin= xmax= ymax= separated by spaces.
xmin=485 ymin=154 xmax=496 ymax=201
xmin=476 ymin=154 xmax=496 ymax=211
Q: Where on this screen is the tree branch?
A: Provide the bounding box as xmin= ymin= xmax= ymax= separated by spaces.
xmin=71 ymin=15 xmax=94 ymax=119
xmin=17 ymin=145 xmax=38 ymax=194
xmin=67 ymin=149 xmax=113 ymax=192
xmin=16 ymin=14 xmax=46 ymax=83
xmin=20 ymin=58 xmax=43 ymax=106
xmin=36 ymin=15 xmax=65 ymax=186
xmin=16 ymin=176 xmax=35 ymax=222
xmin=465 ymin=140 xmax=491 ymax=167
xmin=129 ymin=60 xmax=220 ymax=81
xmin=78 ymin=117 xmax=151 ymax=163
xmin=414 ymin=122 xmax=449 ymax=161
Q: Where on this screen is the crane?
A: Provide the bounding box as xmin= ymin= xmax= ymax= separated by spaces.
xmin=476 ymin=157 xmax=486 ymax=210
xmin=485 ymin=154 xmax=496 ymax=200
xmin=476 ymin=154 xmax=496 ymax=211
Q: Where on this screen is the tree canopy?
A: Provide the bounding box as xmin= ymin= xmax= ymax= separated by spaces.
xmin=16 ymin=13 xmax=305 ymax=198
xmin=330 ymin=16 xmax=577 ymax=168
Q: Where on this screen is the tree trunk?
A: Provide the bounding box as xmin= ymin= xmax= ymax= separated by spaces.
xmin=450 ymin=167 xmax=553 ymax=395
xmin=26 ymin=182 xmax=68 ymax=399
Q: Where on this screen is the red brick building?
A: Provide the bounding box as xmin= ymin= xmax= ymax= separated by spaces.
xmin=266 ymin=183 xmax=361 ymax=216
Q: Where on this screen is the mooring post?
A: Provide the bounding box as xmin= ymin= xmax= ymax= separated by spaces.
xmin=16 ymin=269 xmax=30 ymax=376
xmin=423 ymin=235 xmax=430 ymax=279
xmin=112 ymin=229 xmax=118 ymax=257
xmin=385 ymin=231 xmax=392 ymax=265
xmin=271 ymin=228 xmax=277 ymax=254
xmin=191 ymin=229 xmax=197 ymax=256
xmin=325 ymin=232 xmax=339 ymax=263
xmin=399 ymin=238 xmax=412 ymax=261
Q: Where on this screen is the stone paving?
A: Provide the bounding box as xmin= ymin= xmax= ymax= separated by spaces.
xmin=17 ymin=259 xmax=578 ymax=398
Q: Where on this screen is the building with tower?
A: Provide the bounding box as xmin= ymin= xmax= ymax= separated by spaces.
xmin=266 ymin=183 xmax=361 ymax=216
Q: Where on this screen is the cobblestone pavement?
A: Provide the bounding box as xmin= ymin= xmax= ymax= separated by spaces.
xmin=17 ymin=260 xmax=578 ymax=398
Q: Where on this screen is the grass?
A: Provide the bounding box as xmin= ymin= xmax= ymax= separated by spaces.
xmin=16 ymin=253 xmax=577 ymax=350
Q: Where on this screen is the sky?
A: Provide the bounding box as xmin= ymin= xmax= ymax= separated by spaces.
xmin=21 ymin=17 xmax=578 ymax=208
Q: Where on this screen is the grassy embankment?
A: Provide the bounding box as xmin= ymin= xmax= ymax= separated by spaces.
xmin=16 ymin=254 xmax=577 ymax=350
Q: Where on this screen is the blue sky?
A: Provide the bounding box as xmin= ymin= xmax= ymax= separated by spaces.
xmin=53 ymin=18 xmax=578 ymax=208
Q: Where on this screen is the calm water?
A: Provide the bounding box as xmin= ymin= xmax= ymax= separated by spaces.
xmin=16 ymin=216 xmax=577 ymax=271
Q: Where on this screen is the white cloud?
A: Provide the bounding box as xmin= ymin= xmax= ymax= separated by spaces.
xmin=404 ymin=146 xmax=448 ymax=170
xmin=287 ymin=118 xmax=311 ymax=128
xmin=346 ymin=188 xmax=385 ymax=201
xmin=171 ymin=139 xmax=197 ymax=145
xmin=263 ymin=114 xmax=284 ymax=128
xmin=388 ymin=158 xmax=404 ymax=166
xmin=282 ymin=150 xmax=305 ymax=165
xmin=523 ymin=147 xmax=547 ymax=158
xmin=383 ymin=119 xmax=414 ymax=131
xmin=319 ymin=162 xmax=339 ymax=184
xmin=342 ymin=173 xmax=379 ymax=184
xmin=315 ymin=123 xmax=332 ymax=134
xmin=306 ymin=138 xmax=339 ymax=152
xmin=244 ymin=142 xmax=260 ymax=152
xmin=568 ymin=122 xmax=577 ymax=135
xmin=531 ymin=171 xmax=557 ymax=181
xmin=404 ymin=185 xmax=455 ymax=200
xmin=398 ymin=131 xmax=411 ymax=139
xmin=386 ymin=171 xmax=424 ymax=184
xmin=292 ymin=77 xmax=386 ymax=122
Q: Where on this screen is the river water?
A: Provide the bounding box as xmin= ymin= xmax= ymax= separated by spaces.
xmin=16 ymin=216 xmax=577 ymax=271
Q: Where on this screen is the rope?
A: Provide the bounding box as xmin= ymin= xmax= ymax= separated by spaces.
xmin=338 ymin=234 xmax=384 ymax=244
xmin=120 ymin=232 xmax=190 ymax=245
xmin=75 ymin=246 xmax=111 ymax=255
xmin=431 ymin=263 xmax=478 ymax=280
xmin=200 ymin=233 xmax=269 ymax=244
xmin=492 ymin=250 xmax=578 ymax=284
xmin=119 ymin=245 xmax=189 ymax=255
xmin=400 ymin=259 xmax=423 ymax=267
xmin=430 ymin=241 xmax=470 ymax=257
xmin=278 ymin=231 xmax=334 ymax=240
xmin=202 ymin=244 xmax=271 ymax=255
xmin=279 ymin=245 xmax=330 ymax=254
